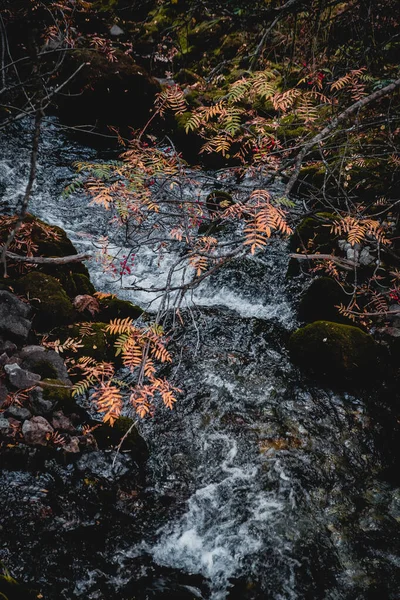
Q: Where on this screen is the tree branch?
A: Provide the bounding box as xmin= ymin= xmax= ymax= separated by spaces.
xmin=285 ymin=77 xmax=400 ymax=197
xmin=2 ymin=250 xmax=90 ymax=265
xmin=289 ymin=252 xmax=359 ymax=271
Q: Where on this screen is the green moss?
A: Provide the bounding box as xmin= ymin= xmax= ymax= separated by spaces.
xmin=298 ymin=277 xmax=353 ymax=325
xmin=175 ymin=69 xmax=204 ymax=86
xmin=59 ymin=272 xmax=95 ymax=298
xmin=42 ymin=379 xmax=75 ymax=412
xmin=63 ymin=322 xmax=116 ymax=361
xmin=98 ymin=296 xmax=143 ymax=322
xmin=289 ymin=320 xmax=381 ymax=384
xmin=296 ymin=163 xmax=327 ymax=191
xmin=15 ymin=272 xmax=76 ymax=331
xmin=289 ymin=212 xmax=338 ymax=252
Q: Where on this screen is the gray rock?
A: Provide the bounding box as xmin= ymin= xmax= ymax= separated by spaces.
xmin=0 ymin=290 xmax=31 ymax=343
xmin=52 ymin=411 xmax=74 ymax=432
xmin=0 ymin=417 xmax=11 ymax=432
xmin=4 ymin=363 xmax=41 ymax=389
xmin=0 ymin=353 xmax=21 ymax=367
xmin=0 ymin=338 xmax=17 ymax=356
xmin=4 ymin=405 xmax=32 ymax=421
xmin=110 ymin=24 xmax=124 ymax=36
xmin=359 ymin=247 xmax=375 ymax=266
xmin=63 ymin=436 xmax=81 ymax=453
xmin=19 ymin=347 xmax=70 ymax=382
xmin=77 ymin=451 xmax=132 ymax=480
xmin=22 ymin=416 xmax=53 ymax=446
xmin=30 ymin=387 xmax=54 ymax=416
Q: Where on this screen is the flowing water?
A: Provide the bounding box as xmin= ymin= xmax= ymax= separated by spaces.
xmin=1 ymin=118 xmax=400 ymax=600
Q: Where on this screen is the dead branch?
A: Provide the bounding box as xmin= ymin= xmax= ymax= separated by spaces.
xmin=289 ymin=252 xmax=359 ymax=271
xmin=2 ymin=250 xmax=90 ymax=265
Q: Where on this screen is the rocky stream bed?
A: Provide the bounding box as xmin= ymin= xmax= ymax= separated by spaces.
xmin=0 ymin=119 xmax=400 ymax=600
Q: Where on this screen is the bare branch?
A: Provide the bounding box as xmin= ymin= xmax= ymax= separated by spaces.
xmin=285 ymin=77 xmax=400 ymax=197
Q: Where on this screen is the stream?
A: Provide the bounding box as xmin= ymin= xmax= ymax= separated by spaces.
xmin=1 ymin=118 xmax=400 ymax=600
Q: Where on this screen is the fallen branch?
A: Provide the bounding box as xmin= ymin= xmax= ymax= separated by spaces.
xmin=289 ymin=252 xmax=359 ymax=271
xmin=285 ymin=77 xmax=400 ymax=197
xmin=2 ymin=250 xmax=90 ymax=265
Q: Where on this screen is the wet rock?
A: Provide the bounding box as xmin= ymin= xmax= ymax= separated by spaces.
xmin=22 ymin=416 xmax=53 ymax=446
xmin=4 ymin=405 xmax=32 ymax=421
xmin=206 ymin=190 xmax=234 ymax=215
xmin=76 ymin=451 xmax=133 ymax=481
xmin=289 ymin=320 xmax=382 ymax=385
xmin=4 ymin=363 xmax=41 ymax=389
xmin=19 ymin=346 xmax=70 ymax=382
xmin=0 ymin=290 xmax=31 ymax=344
xmin=51 ymin=411 xmax=74 ymax=432
xmin=94 ymin=416 xmax=149 ymax=463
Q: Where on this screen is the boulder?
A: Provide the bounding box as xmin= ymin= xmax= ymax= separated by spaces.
xmin=298 ymin=277 xmax=352 ymax=325
xmin=0 ymin=337 xmax=17 ymax=356
xmin=289 ymin=213 xmax=338 ymax=253
xmin=51 ymin=411 xmax=74 ymax=432
xmin=22 ymin=416 xmax=53 ymax=446
xmin=62 ymin=436 xmax=81 ymax=454
xmin=41 ymin=379 xmax=76 ymax=413
xmin=29 ymin=387 xmax=54 ymax=416
xmin=57 ymin=49 xmax=160 ymax=131
xmin=289 ymin=320 xmax=381 ymax=384
xmin=97 ymin=296 xmax=143 ymax=322
xmin=0 ymin=290 xmax=31 ymax=344
xmin=19 ymin=346 xmax=70 ymax=382
xmin=15 ymin=272 xmax=76 ymax=331
xmin=58 ymin=322 xmax=116 ymax=362
xmin=5 ymin=363 xmax=41 ymax=389
xmin=4 ymin=405 xmax=32 ymax=421
xmin=93 ymin=416 xmax=149 ymax=463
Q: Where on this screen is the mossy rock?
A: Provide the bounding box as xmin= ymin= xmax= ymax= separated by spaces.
xmin=15 ymin=272 xmax=76 ymax=331
xmin=298 ymin=277 xmax=353 ymax=325
xmin=41 ymin=379 xmax=76 ymax=413
xmin=61 ymin=322 xmax=116 ymax=362
xmin=0 ymin=214 xmax=89 ymax=280
xmin=289 ymin=212 xmax=338 ymax=253
xmin=57 ymin=48 xmax=160 ymax=130
xmin=59 ymin=273 xmax=95 ymax=299
xmin=98 ymin=296 xmax=143 ymax=322
xmin=175 ymin=69 xmax=204 ymax=85
xmin=93 ymin=416 xmax=149 ymax=463
xmin=289 ymin=320 xmax=382 ymax=384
